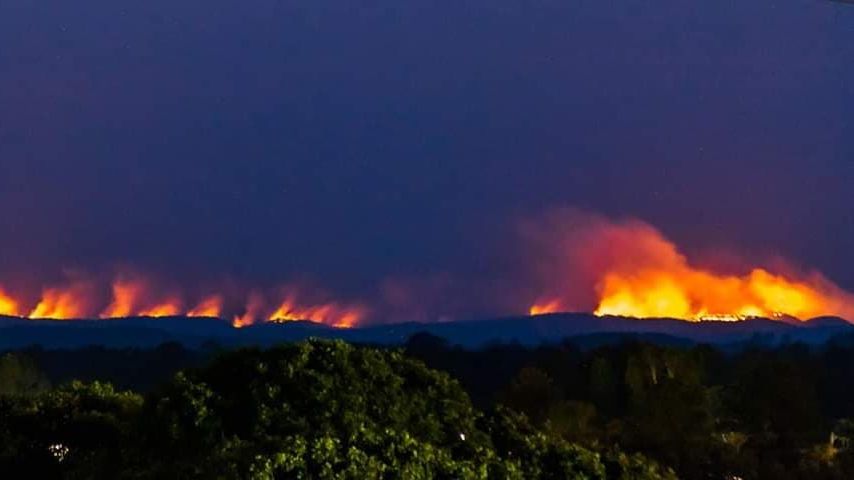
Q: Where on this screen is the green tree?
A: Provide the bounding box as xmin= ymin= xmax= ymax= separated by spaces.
xmin=0 ymin=340 xmax=675 ymax=479
xmin=139 ymin=340 xmax=492 ymax=478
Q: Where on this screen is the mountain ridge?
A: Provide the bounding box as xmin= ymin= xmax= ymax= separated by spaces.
xmin=2 ymin=313 xmax=851 ymax=350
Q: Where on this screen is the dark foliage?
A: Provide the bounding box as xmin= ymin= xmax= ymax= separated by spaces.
xmin=406 ymin=334 xmax=854 ymax=480
xmin=0 ymin=340 xmax=671 ymax=479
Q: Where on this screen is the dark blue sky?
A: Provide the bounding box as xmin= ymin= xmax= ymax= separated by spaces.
xmin=1 ymin=0 xmax=853 ymax=313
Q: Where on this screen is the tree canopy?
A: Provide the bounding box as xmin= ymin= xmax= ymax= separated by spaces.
xmin=0 ymin=340 xmax=672 ymax=479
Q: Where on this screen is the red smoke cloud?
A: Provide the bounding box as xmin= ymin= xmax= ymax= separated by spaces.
xmin=28 ymin=273 xmax=101 ymax=320
xmin=232 ymin=287 xmax=366 ymax=329
xmin=0 ymin=268 xmax=365 ymax=328
xmin=522 ymin=209 xmax=854 ymax=321
xmin=3 ymin=209 xmax=853 ymax=325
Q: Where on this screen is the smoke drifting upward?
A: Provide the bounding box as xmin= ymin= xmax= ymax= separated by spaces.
xmin=29 ymin=274 xmax=101 ymax=320
xmin=0 ymin=269 xmax=367 ymax=328
xmin=187 ymin=295 xmax=224 ymax=318
xmin=2 ymin=208 xmax=853 ymax=325
xmin=522 ymin=209 xmax=854 ymax=321
xmin=232 ymin=288 xmax=364 ymax=329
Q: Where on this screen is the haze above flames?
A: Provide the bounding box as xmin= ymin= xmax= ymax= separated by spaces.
xmin=523 ymin=210 xmax=854 ymax=322
xmin=2 ymin=209 xmax=852 ymax=326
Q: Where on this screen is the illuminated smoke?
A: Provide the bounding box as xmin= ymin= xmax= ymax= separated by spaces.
xmin=233 ymin=291 xmax=365 ymax=328
xmin=269 ymin=295 xmax=364 ymax=328
xmin=28 ymin=276 xmax=99 ymax=320
xmin=524 ymin=209 xmax=854 ymax=321
xmin=187 ymin=295 xmax=224 ymax=318
xmin=0 ymin=270 xmax=364 ymax=328
xmin=233 ymin=292 xmax=266 ymax=328
xmin=138 ymin=298 xmax=183 ymax=317
xmin=101 ymin=278 xmax=146 ymax=318
xmin=5 ymin=209 xmax=853 ymax=326
xmin=529 ymin=299 xmax=562 ymax=316
xmin=100 ymin=275 xmax=182 ymax=318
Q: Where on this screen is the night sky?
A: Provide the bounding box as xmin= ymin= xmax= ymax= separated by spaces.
xmin=1 ymin=1 xmax=853 ymax=319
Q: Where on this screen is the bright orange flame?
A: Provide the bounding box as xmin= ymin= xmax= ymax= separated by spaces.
xmin=529 ymin=299 xmax=562 ymax=316
xmin=101 ymin=276 xmax=183 ymax=318
xmin=592 ymin=264 xmax=853 ymax=321
xmin=0 ymin=287 xmax=20 ymax=316
xmin=269 ymin=296 xmax=364 ymax=328
xmin=187 ymin=295 xmax=223 ymax=318
xmin=2 ymin=272 xmax=364 ymax=328
xmin=139 ymin=298 xmax=182 ymax=317
xmin=30 ymin=284 xmax=92 ymax=320
xmin=233 ymin=292 xmax=265 ymax=328
xmin=527 ymin=212 xmax=854 ymax=322
xmin=101 ymin=279 xmax=145 ymax=318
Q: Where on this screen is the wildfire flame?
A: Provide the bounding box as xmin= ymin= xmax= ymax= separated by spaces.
xmin=0 ymin=273 xmax=364 ymax=328
xmin=592 ymin=268 xmax=834 ymax=321
xmin=29 ymin=282 xmax=94 ymax=320
xmin=4 ymin=210 xmax=852 ymax=327
xmin=138 ymin=299 xmax=183 ymax=317
xmin=232 ymin=292 xmax=364 ymax=329
xmin=232 ymin=292 xmax=266 ymax=328
xmin=187 ymin=295 xmax=223 ymax=318
xmin=0 ymin=287 xmax=21 ymax=317
xmin=529 ymin=299 xmax=562 ymax=316
xmin=269 ymin=296 xmax=363 ymax=328
xmin=526 ymin=211 xmax=854 ymax=322
xmin=101 ymin=279 xmax=145 ymax=318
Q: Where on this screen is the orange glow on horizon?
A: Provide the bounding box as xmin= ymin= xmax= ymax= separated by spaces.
xmin=527 ymin=213 xmax=854 ymax=322
xmin=2 ymin=278 xmax=365 ymax=328
xmin=591 ymin=265 xmax=848 ymax=322
xmin=230 ymin=291 xmax=364 ymax=329
xmin=529 ymin=299 xmax=562 ymax=316
xmin=187 ymin=295 xmax=223 ymax=318
xmin=101 ymin=279 xmax=144 ymax=318
xmin=138 ymin=298 xmax=182 ymax=317
xmin=0 ymin=287 xmax=20 ymax=317
xmin=232 ymin=292 xmax=265 ymax=328
xmin=29 ymin=286 xmax=89 ymax=320
xmin=269 ymin=301 xmax=363 ymax=329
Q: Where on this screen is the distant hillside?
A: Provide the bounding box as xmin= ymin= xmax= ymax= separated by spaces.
xmin=2 ymin=313 xmax=852 ymax=350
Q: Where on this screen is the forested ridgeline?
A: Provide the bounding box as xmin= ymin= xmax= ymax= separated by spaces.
xmin=4 ymin=335 xmax=854 ymax=478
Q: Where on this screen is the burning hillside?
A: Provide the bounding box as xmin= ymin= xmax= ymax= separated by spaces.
xmin=525 ymin=210 xmax=854 ymax=322
xmin=2 ymin=210 xmax=853 ymax=326
xmin=0 ymin=273 xmax=365 ymax=329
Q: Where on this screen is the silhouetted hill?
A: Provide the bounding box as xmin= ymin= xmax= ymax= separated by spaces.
xmin=1 ymin=313 xmax=851 ymax=350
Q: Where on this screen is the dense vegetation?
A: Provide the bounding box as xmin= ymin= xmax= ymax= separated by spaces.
xmin=405 ymin=334 xmax=854 ymax=480
xmin=6 ymin=335 xmax=854 ymax=479
xmin=0 ymin=340 xmax=671 ymax=479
